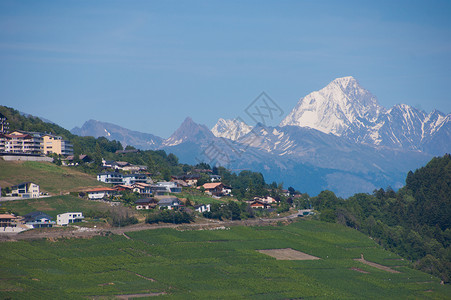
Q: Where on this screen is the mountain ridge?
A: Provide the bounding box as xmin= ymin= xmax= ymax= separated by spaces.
xmin=70 ymin=76 xmax=450 ymax=196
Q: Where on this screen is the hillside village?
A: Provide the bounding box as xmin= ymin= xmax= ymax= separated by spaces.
xmin=0 ymin=105 xmax=449 ymax=285
xmin=0 ymin=109 xmax=307 ymax=233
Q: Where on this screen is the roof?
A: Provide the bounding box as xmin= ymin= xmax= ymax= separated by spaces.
xmin=135 ymin=198 xmax=157 ymax=204
xmin=97 ymin=172 xmax=123 ymax=176
xmin=133 ymin=182 xmax=150 ymax=187
xmin=85 ymin=187 xmax=117 ymax=193
xmin=11 ymin=182 xmax=36 ymax=188
xmin=123 ymin=173 xmax=147 ymax=178
xmin=114 ymin=184 xmax=133 ymax=189
xmin=24 ymin=211 xmax=53 ymax=221
xmin=203 ymin=182 xmax=223 ymax=189
xmin=158 ymin=197 xmax=181 ymax=205
xmin=0 ymin=214 xmax=17 ymax=219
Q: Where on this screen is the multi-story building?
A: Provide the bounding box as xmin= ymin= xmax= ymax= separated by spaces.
xmin=42 ymin=134 xmax=73 ymax=156
xmin=57 ymin=212 xmax=84 ymax=226
xmin=10 ymin=182 xmax=40 ymax=198
xmin=97 ymin=172 xmax=124 ymax=184
xmin=0 ymin=130 xmax=73 ymax=156
xmin=0 ymin=131 xmax=43 ymax=154
xmin=123 ymin=173 xmax=148 ymax=185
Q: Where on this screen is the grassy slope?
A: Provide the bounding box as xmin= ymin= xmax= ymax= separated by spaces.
xmin=1 ymin=194 xmax=112 ymax=218
xmin=0 ymin=160 xmax=104 ymax=194
xmin=0 ymin=221 xmax=449 ymax=299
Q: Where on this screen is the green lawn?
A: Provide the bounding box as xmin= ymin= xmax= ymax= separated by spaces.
xmin=0 ymin=160 xmax=103 ymax=195
xmin=0 ymin=220 xmax=449 ymax=299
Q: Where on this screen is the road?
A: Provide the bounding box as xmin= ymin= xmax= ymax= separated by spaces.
xmin=0 ymin=211 xmax=305 ymax=242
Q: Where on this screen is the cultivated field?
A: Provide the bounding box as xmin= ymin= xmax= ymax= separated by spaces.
xmin=0 ymin=220 xmax=449 ymax=299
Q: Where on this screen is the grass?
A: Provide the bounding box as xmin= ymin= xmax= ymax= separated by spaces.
xmin=177 ymin=189 xmax=225 ymax=205
xmin=0 ymin=220 xmax=449 ymax=299
xmin=0 ymin=160 xmax=104 ymax=195
xmin=1 ymin=194 xmax=112 ymax=218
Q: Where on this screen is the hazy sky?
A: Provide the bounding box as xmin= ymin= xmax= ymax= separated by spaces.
xmin=1 ymin=0 xmax=450 ymax=138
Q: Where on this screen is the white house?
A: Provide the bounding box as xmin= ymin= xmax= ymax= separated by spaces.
xmin=10 ymin=182 xmax=40 ymax=198
xmin=157 ymin=182 xmax=182 ymax=193
xmin=158 ymin=197 xmax=183 ymax=210
xmin=85 ymin=187 xmax=116 ymax=200
xmin=97 ymin=172 xmax=123 ymax=184
xmin=57 ymin=212 xmax=84 ymax=226
xmin=194 ymin=204 xmax=211 ymax=213
xmin=123 ymin=173 xmax=147 ymax=185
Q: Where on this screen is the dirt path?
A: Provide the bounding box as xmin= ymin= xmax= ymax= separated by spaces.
xmin=0 ymin=217 xmax=292 ymax=242
xmin=115 ymin=292 xmax=166 ymax=299
xmin=354 ymin=257 xmax=400 ymax=273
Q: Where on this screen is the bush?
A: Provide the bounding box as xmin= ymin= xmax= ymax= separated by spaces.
xmin=146 ymin=210 xmax=193 ymax=224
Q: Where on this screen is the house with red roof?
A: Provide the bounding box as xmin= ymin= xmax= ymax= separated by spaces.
xmin=85 ymin=187 xmax=117 ymax=200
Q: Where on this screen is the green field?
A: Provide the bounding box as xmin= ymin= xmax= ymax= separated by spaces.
xmin=0 ymin=220 xmax=449 ymax=299
xmin=1 ymin=195 xmax=113 ymax=219
xmin=0 ymin=160 xmax=103 ymax=194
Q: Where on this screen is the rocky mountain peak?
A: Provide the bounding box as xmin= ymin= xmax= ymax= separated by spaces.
xmin=211 ymin=118 xmax=253 ymax=141
xmin=163 ymin=117 xmax=215 ymax=147
xmin=279 ymin=76 xmax=383 ymax=136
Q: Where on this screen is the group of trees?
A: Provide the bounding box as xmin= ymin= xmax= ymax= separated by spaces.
xmin=310 ymin=154 xmax=451 ymax=282
xmin=145 ymin=209 xmax=193 ymax=224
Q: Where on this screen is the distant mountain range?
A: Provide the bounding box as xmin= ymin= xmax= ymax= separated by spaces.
xmin=71 ymin=119 xmax=163 ymax=150
xmin=71 ymin=76 xmax=450 ymax=196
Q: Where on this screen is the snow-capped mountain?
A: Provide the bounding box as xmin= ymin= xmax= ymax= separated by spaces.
xmin=70 ymin=76 xmax=450 ymax=196
xmin=279 ymin=76 xmax=450 ymax=155
xmin=279 ymin=76 xmax=384 ymax=136
xmin=211 ymin=118 xmax=253 ymax=141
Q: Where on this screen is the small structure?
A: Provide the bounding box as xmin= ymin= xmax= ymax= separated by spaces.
xmin=254 ymin=196 xmax=277 ymax=204
xmin=57 ymin=212 xmax=84 ymax=226
xmin=194 ymin=204 xmax=211 ymax=213
xmin=157 ymin=181 xmax=182 ymax=193
xmin=250 ymin=200 xmax=271 ymax=209
xmin=23 ymin=211 xmax=55 ymax=228
xmin=114 ymin=184 xmax=134 ymax=191
xmin=85 ymin=187 xmax=117 ymax=200
xmin=0 ymin=214 xmax=18 ymax=227
xmin=171 ymin=174 xmax=200 ymax=186
xmin=0 ymin=112 xmax=9 ymax=133
xmin=201 ymin=182 xmax=231 ymax=197
xmin=65 ymin=154 xmax=91 ymax=165
xmin=158 ymin=197 xmax=183 ymax=210
xmin=10 ymin=182 xmax=40 ymax=198
xmin=209 ymin=175 xmax=221 ymax=182
xmin=135 ymin=198 xmax=158 ymax=210
xmin=132 ymin=183 xmax=152 ymax=196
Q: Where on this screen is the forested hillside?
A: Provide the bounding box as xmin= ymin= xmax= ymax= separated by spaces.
xmin=309 ymin=154 xmax=451 ymax=282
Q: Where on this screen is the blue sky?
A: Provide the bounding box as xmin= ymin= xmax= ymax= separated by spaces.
xmin=1 ymin=0 xmax=450 ymax=138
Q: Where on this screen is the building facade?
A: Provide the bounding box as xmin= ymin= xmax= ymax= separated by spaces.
xmin=57 ymin=212 xmax=84 ymax=225
xmin=10 ymin=182 xmax=40 ymax=198
xmin=0 ymin=130 xmax=73 ymax=156
xmin=42 ymin=134 xmax=73 ymax=155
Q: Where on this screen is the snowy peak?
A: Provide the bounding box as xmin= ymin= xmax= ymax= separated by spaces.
xmin=163 ymin=117 xmax=215 ymax=147
xmin=211 ymin=118 xmax=253 ymax=141
xmin=279 ymin=76 xmax=383 ymax=135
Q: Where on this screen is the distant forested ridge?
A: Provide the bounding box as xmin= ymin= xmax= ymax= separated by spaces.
xmin=310 ymin=154 xmax=451 ymax=282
